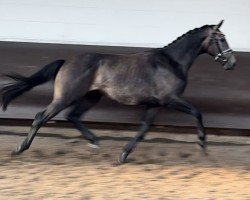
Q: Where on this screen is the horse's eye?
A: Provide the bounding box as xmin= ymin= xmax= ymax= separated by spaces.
xmin=220 ymin=38 xmax=226 ymax=42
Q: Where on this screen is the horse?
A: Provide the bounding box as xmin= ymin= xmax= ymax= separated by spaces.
xmin=1 ymin=20 xmax=236 ymax=163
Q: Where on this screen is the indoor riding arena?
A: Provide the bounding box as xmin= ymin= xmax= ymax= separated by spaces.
xmin=0 ymin=1 xmax=249 ymax=200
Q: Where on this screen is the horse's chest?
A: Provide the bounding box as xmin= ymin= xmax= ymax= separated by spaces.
xmin=153 ymin=73 xmax=183 ymax=98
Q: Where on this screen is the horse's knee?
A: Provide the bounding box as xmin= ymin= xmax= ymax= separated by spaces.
xmin=191 ymin=109 xmax=202 ymax=122
xmin=65 ymin=113 xmax=78 ymax=123
xmin=32 ymin=111 xmax=45 ymax=127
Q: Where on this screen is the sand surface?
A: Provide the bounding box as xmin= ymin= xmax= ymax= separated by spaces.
xmin=0 ymin=125 xmax=249 ymax=200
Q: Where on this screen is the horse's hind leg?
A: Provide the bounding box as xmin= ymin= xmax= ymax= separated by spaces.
xmin=118 ymin=106 xmax=159 ymax=164
xmin=66 ymin=91 xmax=102 ymax=147
xmin=11 ymin=99 xmax=69 ymax=155
xmin=168 ymin=97 xmax=207 ymax=151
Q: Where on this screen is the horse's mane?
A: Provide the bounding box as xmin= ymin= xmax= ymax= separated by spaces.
xmin=164 ymin=24 xmax=214 ymax=48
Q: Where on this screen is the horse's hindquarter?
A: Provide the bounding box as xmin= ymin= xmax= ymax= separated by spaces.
xmin=54 ymin=54 xmax=100 ymax=102
xmin=91 ymin=53 xmax=184 ymax=105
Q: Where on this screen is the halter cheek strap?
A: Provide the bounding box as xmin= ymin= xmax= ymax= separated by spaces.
xmin=211 ymin=33 xmax=233 ymax=63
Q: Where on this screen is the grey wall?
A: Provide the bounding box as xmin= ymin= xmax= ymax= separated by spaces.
xmin=0 ymin=0 xmax=249 ymax=51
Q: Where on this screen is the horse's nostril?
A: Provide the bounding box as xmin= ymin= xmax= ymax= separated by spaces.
xmin=229 ymin=62 xmax=236 ymax=70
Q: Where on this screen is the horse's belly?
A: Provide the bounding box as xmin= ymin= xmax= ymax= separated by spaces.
xmin=90 ymin=66 xmax=183 ymax=105
xmin=91 ymin=80 xmax=177 ymax=105
xmin=101 ymin=86 xmax=150 ymax=105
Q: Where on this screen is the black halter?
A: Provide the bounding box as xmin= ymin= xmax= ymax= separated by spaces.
xmin=212 ymin=32 xmax=233 ymax=63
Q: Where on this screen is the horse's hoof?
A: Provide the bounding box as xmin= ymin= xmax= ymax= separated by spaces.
xmin=87 ymin=143 xmax=99 ymax=149
xmin=11 ymin=146 xmax=22 ymax=157
xmin=196 ymin=141 xmax=208 ymax=156
xmin=197 ymin=140 xmax=207 ymax=148
xmin=117 ymin=151 xmax=128 ymax=164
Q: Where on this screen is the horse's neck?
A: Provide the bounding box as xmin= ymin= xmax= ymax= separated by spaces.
xmin=163 ymin=32 xmax=207 ymax=74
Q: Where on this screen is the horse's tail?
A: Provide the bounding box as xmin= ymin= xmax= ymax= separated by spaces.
xmin=1 ymin=59 xmax=65 ymax=111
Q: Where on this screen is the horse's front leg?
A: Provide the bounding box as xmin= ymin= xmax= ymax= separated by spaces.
xmin=168 ymin=97 xmax=207 ymax=152
xmin=118 ymin=106 xmax=159 ymax=164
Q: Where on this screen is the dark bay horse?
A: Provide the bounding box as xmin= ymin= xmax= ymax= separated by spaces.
xmin=1 ymin=20 xmax=236 ymax=163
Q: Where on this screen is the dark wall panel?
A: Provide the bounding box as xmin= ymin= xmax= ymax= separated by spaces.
xmin=0 ymin=42 xmax=250 ymax=129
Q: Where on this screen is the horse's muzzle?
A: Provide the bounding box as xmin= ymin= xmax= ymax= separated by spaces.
xmin=223 ymin=55 xmax=236 ymax=70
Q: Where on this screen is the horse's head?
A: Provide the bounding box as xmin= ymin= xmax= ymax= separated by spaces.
xmin=203 ymin=20 xmax=236 ymax=70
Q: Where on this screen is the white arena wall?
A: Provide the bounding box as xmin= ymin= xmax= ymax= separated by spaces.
xmin=0 ymin=0 xmax=249 ymax=52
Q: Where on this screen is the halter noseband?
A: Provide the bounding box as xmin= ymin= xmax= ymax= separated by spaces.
xmin=214 ymin=48 xmax=233 ymax=62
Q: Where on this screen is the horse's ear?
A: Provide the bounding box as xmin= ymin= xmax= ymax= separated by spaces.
xmin=217 ymin=20 xmax=224 ymax=28
xmin=213 ymin=20 xmax=224 ymax=30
